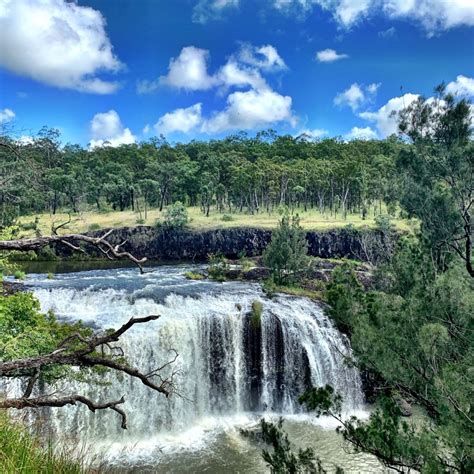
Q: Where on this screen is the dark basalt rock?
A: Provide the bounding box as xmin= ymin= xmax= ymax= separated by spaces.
xmin=52 ymin=226 xmax=395 ymax=263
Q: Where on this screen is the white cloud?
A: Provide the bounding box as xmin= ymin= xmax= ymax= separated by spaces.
xmin=145 ymin=43 xmax=295 ymax=135
xmin=334 ymin=83 xmax=379 ymax=111
xmin=192 ymin=0 xmax=240 ymax=23
xmin=345 ymin=126 xmax=378 ymax=140
xmin=359 ymin=93 xmax=419 ymax=137
xmin=217 ymin=60 xmax=267 ymax=91
xmin=315 ymin=48 xmax=348 ymax=62
xmin=89 ymin=110 xmax=136 ymax=148
xmin=138 ymin=43 xmax=286 ymax=94
xmin=0 ymin=108 xmax=15 ymax=124
xmin=0 ymin=0 xmax=122 ymax=93
xmin=238 ymin=43 xmax=286 ymax=70
xmin=137 ymin=46 xmax=217 ymax=93
xmin=446 ymin=75 xmax=474 ymax=97
xmin=296 ymin=128 xmax=329 ymax=139
xmin=202 ymin=88 xmax=295 ymax=133
xmin=154 ymin=104 xmax=203 ymax=135
xmin=271 ymin=0 xmax=474 ymax=34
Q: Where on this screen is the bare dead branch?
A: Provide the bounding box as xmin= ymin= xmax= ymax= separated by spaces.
xmin=0 ymin=230 xmax=148 ymax=273
xmin=0 ymin=395 xmax=128 ymax=429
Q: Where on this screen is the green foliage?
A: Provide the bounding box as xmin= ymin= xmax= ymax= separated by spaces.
xmin=161 ymin=201 xmax=188 ymax=230
xmin=0 ymin=411 xmax=87 ymax=473
xmin=221 ymin=214 xmax=233 ymax=222
xmin=251 ymin=300 xmax=263 ymax=329
xmin=242 ymin=418 xmax=327 ymax=474
xmin=1 ymin=127 xmax=402 ymax=231
xmin=208 ymin=253 xmax=229 ymax=281
xmin=263 ymin=214 xmax=309 ymax=285
xmin=374 ymin=214 xmax=393 ymax=234
xmin=397 ymin=86 xmax=473 ymax=276
xmin=87 ymin=223 xmax=101 ymax=232
xmin=13 ymin=270 xmax=25 ymax=280
xmin=0 ymin=292 xmax=93 ymax=381
xmin=324 ymin=263 xmax=364 ymax=334
xmin=322 ymin=238 xmax=474 ymax=472
xmin=184 ymin=271 xmax=205 ymax=280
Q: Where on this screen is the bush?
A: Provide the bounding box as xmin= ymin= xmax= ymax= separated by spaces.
xmin=135 ymin=218 xmax=145 ymax=225
xmin=160 ymin=202 xmax=188 ymax=230
xmin=87 ymin=223 xmax=101 ymax=232
xmin=208 ymin=254 xmax=229 ymax=281
xmin=263 ymin=214 xmax=309 ymax=285
xmin=184 ymin=271 xmax=204 ymax=280
xmin=221 ymin=214 xmax=233 ymax=222
xmin=375 ymin=214 xmax=393 ymax=234
xmin=251 ymin=300 xmax=263 ymax=329
xmin=13 ymin=270 xmax=25 ymax=280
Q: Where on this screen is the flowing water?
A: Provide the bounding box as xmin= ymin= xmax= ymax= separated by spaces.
xmin=9 ymin=264 xmax=384 ymax=472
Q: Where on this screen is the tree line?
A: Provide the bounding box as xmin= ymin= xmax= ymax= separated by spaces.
xmin=0 ymin=128 xmax=402 ymax=227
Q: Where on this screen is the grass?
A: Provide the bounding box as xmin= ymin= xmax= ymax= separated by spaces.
xmin=17 ymin=206 xmax=414 ymax=237
xmin=0 ymin=412 xmax=87 ymax=473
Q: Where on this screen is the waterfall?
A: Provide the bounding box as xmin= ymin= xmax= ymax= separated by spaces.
xmin=11 ymin=266 xmax=363 ymax=456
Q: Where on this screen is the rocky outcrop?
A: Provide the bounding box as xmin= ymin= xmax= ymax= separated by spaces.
xmin=52 ymin=226 xmax=395 ymax=263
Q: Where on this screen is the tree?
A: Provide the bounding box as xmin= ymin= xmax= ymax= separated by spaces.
xmin=320 ymin=238 xmax=474 ymax=472
xmin=0 ymin=230 xmax=178 ymax=429
xmin=263 ymin=214 xmax=309 ymax=285
xmin=397 ymin=85 xmax=473 ymax=277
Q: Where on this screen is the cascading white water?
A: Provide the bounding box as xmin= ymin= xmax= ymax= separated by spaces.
xmin=10 ymin=265 xmax=364 ymax=468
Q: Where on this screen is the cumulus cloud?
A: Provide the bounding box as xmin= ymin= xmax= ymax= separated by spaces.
xmin=144 ymin=43 xmax=295 ymax=135
xmin=446 ymin=75 xmax=474 ymax=97
xmin=0 ymin=108 xmax=15 ymax=124
xmin=192 ymin=0 xmax=240 ymax=23
xmin=216 ymin=60 xmax=267 ymax=91
xmin=154 ymin=104 xmax=203 ymax=135
xmin=238 ymin=43 xmax=286 ymax=70
xmin=137 ymin=46 xmax=217 ymax=94
xmin=0 ymin=0 xmax=122 ymax=93
xmin=138 ymin=44 xmax=286 ymax=94
xmin=345 ymin=126 xmax=378 ymax=140
xmin=334 ymin=83 xmax=379 ymax=111
xmin=315 ymin=49 xmax=348 ymax=62
xmin=271 ymin=0 xmax=474 ymax=34
xmin=359 ymin=93 xmax=419 ymax=137
xmin=202 ymin=88 xmax=295 ymax=133
xmin=89 ymin=110 xmax=136 ymax=148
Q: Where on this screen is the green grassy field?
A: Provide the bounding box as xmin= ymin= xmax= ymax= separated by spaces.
xmin=17 ymin=206 xmax=414 ymax=236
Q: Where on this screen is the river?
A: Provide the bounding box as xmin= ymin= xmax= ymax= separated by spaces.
xmin=14 ymin=263 xmax=385 ymax=473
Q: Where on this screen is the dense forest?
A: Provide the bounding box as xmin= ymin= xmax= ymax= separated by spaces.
xmin=0 ymin=128 xmax=401 ymax=225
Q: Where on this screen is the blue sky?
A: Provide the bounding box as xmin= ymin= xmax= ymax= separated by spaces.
xmin=0 ymin=0 xmax=473 ymax=146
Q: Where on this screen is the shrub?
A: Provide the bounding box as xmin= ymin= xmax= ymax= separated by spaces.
xmin=13 ymin=270 xmax=25 ymax=280
xmin=184 ymin=271 xmax=204 ymax=280
xmin=47 ymin=272 xmax=54 ymax=280
xmin=87 ymin=223 xmax=101 ymax=232
xmin=160 ymin=202 xmax=188 ymax=230
xmin=221 ymin=214 xmax=233 ymax=222
xmin=263 ymin=214 xmax=309 ymax=285
xmin=135 ymin=218 xmax=145 ymax=225
xmin=208 ymin=254 xmax=229 ymax=281
xmin=251 ymin=300 xmax=263 ymax=329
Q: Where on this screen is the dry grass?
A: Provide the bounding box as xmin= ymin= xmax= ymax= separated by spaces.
xmin=17 ymin=206 xmax=414 ymax=237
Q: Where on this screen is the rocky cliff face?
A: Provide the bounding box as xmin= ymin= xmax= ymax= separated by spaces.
xmin=53 ymin=226 xmax=395 ymax=263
